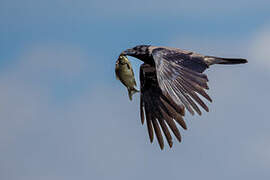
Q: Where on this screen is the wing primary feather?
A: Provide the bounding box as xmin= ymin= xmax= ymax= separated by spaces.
xmin=173 ymin=65 xmax=209 ymax=89
xmin=174 ymin=79 xmax=202 ymax=115
xmin=151 ymin=101 xmax=173 ymax=148
xmin=176 ymin=79 xmax=209 ymax=112
xmin=151 ymin=117 xmax=164 ymax=150
xmin=179 ymin=70 xmax=209 ymax=89
xmin=160 ymin=97 xmax=187 ymax=130
xmin=178 ymin=75 xmax=212 ymax=102
xmin=156 ymin=111 xmax=173 ymax=147
xmin=170 ymin=83 xmax=195 ymax=115
xmin=170 ymin=62 xmax=208 ymax=86
xmin=159 ymin=108 xmax=182 ymax=142
xmin=145 ymin=105 xmax=154 ymax=143
xmin=161 ymin=94 xmax=185 ymax=116
xmin=140 ymin=94 xmax=145 ymax=124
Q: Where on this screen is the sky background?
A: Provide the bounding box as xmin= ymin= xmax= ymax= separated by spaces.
xmin=0 ymin=0 xmax=270 ymax=179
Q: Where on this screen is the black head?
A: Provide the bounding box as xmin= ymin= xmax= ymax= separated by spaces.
xmin=121 ymin=45 xmax=151 ymax=62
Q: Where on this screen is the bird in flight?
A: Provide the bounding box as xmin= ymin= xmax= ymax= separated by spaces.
xmin=120 ymin=45 xmax=247 ymax=149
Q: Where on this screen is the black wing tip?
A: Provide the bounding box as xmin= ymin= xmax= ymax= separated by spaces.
xmin=183 ymin=125 xmax=188 ymax=130
xmin=236 ymin=58 xmax=248 ymax=64
xmin=157 ymin=140 xmax=176 ymax=150
xmin=183 ymin=125 xmax=187 ymax=130
xmin=241 ymin=59 xmax=248 ymax=64
xmin=176 ymin=136 xmax=182 ymax=142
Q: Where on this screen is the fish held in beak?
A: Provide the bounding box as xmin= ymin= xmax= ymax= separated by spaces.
xmin=115 ymin=55 xmax=139 ymax=100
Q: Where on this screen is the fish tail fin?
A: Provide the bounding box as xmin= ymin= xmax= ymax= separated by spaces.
xmin=128 ymin=88 xmax=139 ymax=101
xmin=205 ymin=56 xmax=248 ymax=66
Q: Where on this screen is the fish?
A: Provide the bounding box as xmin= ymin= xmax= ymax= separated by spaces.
xmin=115 ymin=54 xmax=139 ymax=100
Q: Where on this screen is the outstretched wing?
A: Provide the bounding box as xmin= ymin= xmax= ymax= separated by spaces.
xmin=152 ymin=47 xmax=212 ymax=116
xmin=140 ymin=63 xmax=188 ymax=149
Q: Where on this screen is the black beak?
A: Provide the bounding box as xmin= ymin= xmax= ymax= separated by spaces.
xmin=121 ymin=48 xmax=135 ymax=56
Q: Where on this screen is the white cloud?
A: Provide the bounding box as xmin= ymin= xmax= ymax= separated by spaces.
xmin=249 ymin=25 xmax=270 ymax=70
xmin=0 ymin=43 xmax=90 ymax=150
xmin=17 ymin=44 xmax=88 ymax=78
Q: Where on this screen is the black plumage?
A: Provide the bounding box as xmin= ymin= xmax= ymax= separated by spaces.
xmin=121 ymin=45 xmax=247 ymax=149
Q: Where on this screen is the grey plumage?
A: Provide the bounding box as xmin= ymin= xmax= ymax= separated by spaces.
xmin=121 ymin=45 xmax=247 ymax=149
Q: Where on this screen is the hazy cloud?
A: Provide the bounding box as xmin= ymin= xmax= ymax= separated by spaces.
xmin=249 ymin=25 xmax=270 ymax=70
xmin=17 ymin=44 xmax=88 ymax=77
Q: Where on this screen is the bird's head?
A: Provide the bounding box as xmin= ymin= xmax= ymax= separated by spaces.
xmin=121 ymin=45 xmax=151 ymax=62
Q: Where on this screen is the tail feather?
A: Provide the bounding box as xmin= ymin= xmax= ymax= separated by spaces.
xmin=205 ymin=56 xmax=248 ymax=65
xmin=128 ymin=88 xmax=139 ymax=101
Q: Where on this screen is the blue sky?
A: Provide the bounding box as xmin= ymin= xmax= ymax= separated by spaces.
xmin=0 ymin=0 xmax=270 ymax=180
